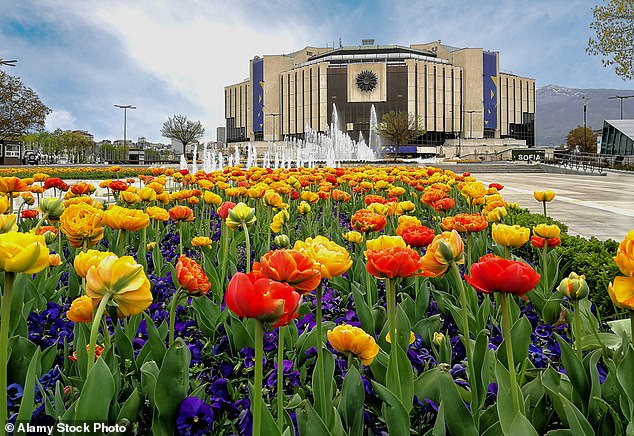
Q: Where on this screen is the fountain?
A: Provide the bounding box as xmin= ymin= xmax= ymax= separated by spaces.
xmin=179 ymin=153 xmax=187 ymax=171
xmin=191 ymin=143 xmax=198 ymax=174
xmin=369 ymin=104 xmax=382 ymax=156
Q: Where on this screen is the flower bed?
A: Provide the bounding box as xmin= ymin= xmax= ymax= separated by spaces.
xmin=0 ymin=166 xmax=632 ymax=436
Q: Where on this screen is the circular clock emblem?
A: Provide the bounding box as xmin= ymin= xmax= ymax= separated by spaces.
xmin=355 ymin=70 xmax=378 ymax=92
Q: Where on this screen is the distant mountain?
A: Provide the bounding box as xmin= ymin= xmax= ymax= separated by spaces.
xmin=536 ymin=84 xmax=634 ymax=146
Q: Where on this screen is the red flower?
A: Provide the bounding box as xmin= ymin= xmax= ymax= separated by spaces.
xmin=175 ymin=255 xmax=211 ymax=296
xmin=225 ymin=272 xmax=301 ymax=327
xmin=179 ymin=169 xmax=189 ymax=175
xmin=217 ymin=201 xmax=236 ymax=220
xmin=366 ymin=247 xmax=422 ymax=279
xmin=108 ymin=180 xmax=129 ymax=192
xmin=432 ymin=197 xmax=455 ymax=212
xmin=169 ymin=205 xmax=195 ymax=222
xmin=21 ymin=209 xmax=39 ymax=219
xmin=290 ymin=190 xmax=299 ymax=200
xmin=364 ymin=195 xmax=387 ymax=205
xmin=488 ymin=183 xmax=504 ymax=191
xmin=252 ymin=249 xmax=321 ymax=294
xmin=465 ymin=254 xmax=540 ymax=299
xmin=401 ymin=225 xmax=435 ymax=247
xmin=43 ymin=177 xmax=66 ymax=190
xmin=530 ymin=235 xmax=561 ymax=248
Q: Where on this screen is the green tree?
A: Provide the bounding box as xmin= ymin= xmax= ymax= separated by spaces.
xmin=0 ymin=71 xmax=51 ymax=140
xmin=160 ymin=114 xmax=205 ymax=158
xmin=375 ymin=110 xmax=425 ymax=162
xmin=587 ymin=0 xmax=634 ymax=80
xmin=566 ymin=125 xmax=597 ymax=153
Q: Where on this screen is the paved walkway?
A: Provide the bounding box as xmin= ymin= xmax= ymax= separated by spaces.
xmin=472 ymin=170 xmax=634 ymax=242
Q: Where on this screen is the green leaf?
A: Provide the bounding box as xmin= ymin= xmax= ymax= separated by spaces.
xmin=555 ymin=334 xmax=590 ymax=408
xmin=412 ymin=314 xmax=443 ymax=348
xmin=16 ymin=347 xmax=41 ymax=424
xmin=437 ymin=372 xmax=479 ymax=436
xmin=350 ymin=282 xmax=375 ymax=334
xmin=312 ymin=348 xmax=335 ymax=427
xmin=74 ymin=358 xmax=115 ymax=422
xmin=296 ymin=401 xmax=333 ymax=436
xmin=497 ymin=316 xmax=531 ymax=372
xmin=142 ymin=312 xmax=167 ymax=366
xmin=140 ymin=360 xmax=160 ymax=408
xmin=372 ymin=381 xmax=410 ymax=436
xmin=616 ymin=345 xmax=634 ymax=418
xmin=561 ymin=394 xmax=596 ymax=435
xmin=7 ymin=336 xmax=37 ymax=386
xmin=116 ymin=388 xmax=143 ymax=423
xmin=337 ymin=365 xmax=365 ymax=436
xmin=385 ymin=306 xmax=414 ymax=411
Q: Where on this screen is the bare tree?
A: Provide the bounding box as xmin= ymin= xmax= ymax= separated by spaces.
xmin=160 ymin=114 xmax=205 ymax=157
xmin=375 ymin=111 xmax=425 ymax=162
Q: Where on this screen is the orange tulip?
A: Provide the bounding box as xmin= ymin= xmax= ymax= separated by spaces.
xmin=175 ymin=255 xmax=211 ymax=296
xmin=169 ymin=205 xmax=194 ymax=222
xmin=252 ymin=249 xmax=321 ymax=294
xmin=366 ymin=246 xmax=422 ymax=279
xmin=420 ymin=230 xmax=465 ymax=277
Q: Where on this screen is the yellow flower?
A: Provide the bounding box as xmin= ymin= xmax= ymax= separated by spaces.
xmin=48 ymin=253 xmax=62 ymax=267
xmin=270 ymin=209 xmax=290 ymax=233
xmin=74 ymin=249 xmax=116 ymax=278
xmin=0 ymin=231 xmax=50 ymax=274
xmin=203 ymin=191 xmax=222 ymax=206
xmin=102 ymin=205 xmax=150 ymax=232
xmin=557 ymin=272 xmax=589 ymax=300
xmin=138 ymin=187 xmax=158 ymax=202
xmin=461 ymin=181 xmax=487 ymax=202
xmin=420 ymin=230 xmax=465 ymax=278
xmin=191 ymin=236 xmax=213 ymax=247
xmin=66 ymin=295 xmax=93 ymax=323
xmin=146 ymin=241 xmax=156 ymax=251
xmin=119 ymin=190 xmax=140 ymax=205
xmin=396 ymin=201 xmax=416 ymax=215
xmin=608 ymin=275 xmax=634 ymax=310
xmin=59 ymin=203 xmax=104 ymax=249
xmin=294 ymin=235 xmax=352 ymax=279
xmin=85 ymin=255 xmax=153 ymax=318
xmin=146 ymin=206 xmax=170 ymax=222
xmin=300 ymin=191 xmax=320 ymax=204
xmin=385 ymin=330 xmax=416 ymax=345
xmin=297 ymin=201 xmax=311 ymax=215
xmin=367 ymin=202 xmax=389 ymax=216
xmin=327 ymin=324 xmax=379 ymax=366
xmin=226 ymin=202 xmax=256 ymax=229
xmin=0 ymin=214 xmax=17 ymax=233
xmin=433 ymin=332 xmax=445 ymax=346
xmin=274 ymin=234 xmax=290 ymax=248
xmin=534 ymin=190 xmax=555 ymax=202
xmin=533 ymin=224 xmax=561 ymax=239
xmin=365 ymin=235 xmax=407 ymax=251
xmin=0 ymin=196 xmax=10 ymax=214
xmin=615 ymin=230 xmax=634 ymax=277
xmin=263 ymin=191 xmax=284 ymax=209
xmin=342 ymin=231 xmax=364 ymax=244
xmin=485 ymin=206 xmax=508 ymax=223
xmin=491 ymin=223 xmax=530 ymax=249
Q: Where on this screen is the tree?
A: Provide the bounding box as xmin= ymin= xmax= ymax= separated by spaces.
xmin=587 ymin=0 xmax=634 ymax=80
xmin=0 ymin=71 xmax=51 ymax=140
xmin=566 ymin=126 xmax=597 ymax=153
xmin=160 ymin=114 xmax=205 ymax=157
xmin=375 ymin=111 xmax=425 ymax=162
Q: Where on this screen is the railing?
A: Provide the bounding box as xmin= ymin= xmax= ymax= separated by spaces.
xmin=545 ymin=151 xmax=606 ymax=174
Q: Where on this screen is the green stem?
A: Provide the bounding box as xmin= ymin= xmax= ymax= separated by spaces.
xmin=630 ymin=310 xmax=634 ymax=345
xmin=466 ymin=232 xmax=473 ymax=273
xmin=276 ymin=325 xmax=285 ymax=431
xmin=0 ymin=272 xmax=16 ymax=429
xmin=386 ymin=278 xmax=396 ymax=345
xmin=573 ymin=300 xmax=583 ymax=359
xmin=500 ymin=293 xmax=522 ymax=415
xmin=315 ymin=283 xmax=326 ymax=416
xmin=253 ymin=319 xmax=264 ymax=436
xmin=169 ymin=289 xmax=183 ymax=347
xmin=450 ymin=261 xmax=472 ymax=358
xmin=542 ymin=243 xmax=549 ymax=292
xmin=542 ymin=201 xmax=547 ymax=217
xmin=242 ymin=221 xmax=251 ymax=273
xmin=365 ymin=270 xmax=374 ymax=309
xmin=178 ymin=221 xmax=184 ymax=256
xmin=87 ymin=291 xmax=113 ymax=374
xmin=32 ymin=212 xmax=49 ymax=234
xmin=116 ymin=228 xmax=125 ymax=256
xmin=220 ymin=222 xmax=229 ymax=290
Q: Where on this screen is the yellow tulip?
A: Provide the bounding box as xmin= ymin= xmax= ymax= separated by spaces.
xmin=226 ymin=202 xmax=256 ymax=229
xmin=0 ymin=196 xmax=9 ymax=214
xmin=102 ymin=205 xmax=150 ymax=232
xmin=146 ymin=206 xmax=170 ymax=222
xmin=534 ymin=190 xmax=556 ymax=202
xmin=39 ymin=197 xmax=65 ymax=220
xmin=297 ymin=201 xmax=311 ymax=215
xmin=74 ymin=249 xmax=116 ymax=278
xmin=263 ymin=191 xmax=284 ymax=209
xmin=558 ymin=272 xmax=589 ymax=300
xmin=420 ymin=230 xmax=465 ymax=278
xmin=191 ymin=236 xmax=213 ymax=247
xmin=396 ymin=201 xmax=416 ymax=215
xmin=365 ymin=235 xmax=407 ymax=251
xmin=85 ymin=255 xmax=153 ymax=318
xmin=327 ymin=324 xmax=379 ymax=366
xmin=59 ymin=203 xmax=104 ymax=249
xmin=491 ymin=223 xmax=530 ymax=249
xmin=367 ymin=202 xmax=389 ymax=216
xmin=66 ymin=295 xmax=94 ymax=323
xmin=294 ymin=235 xmax=352 ymax=279
xmin=385 ymin=330 xmax=416 ymax=345
xmin=485 ymin=207 xmax=508 ymax=223
xmin=615 ymin=230 xmax=634 ymax=277
xmin=138 ymin=187 xmax=158 ymax=202
xmin=0 ymin=214 xmax=17 ymax=233
xmin=0 ymin=231 xmax=50 ymax=274
xmin=534 ymin=224 xmax=561 ymax=239
xmin=608 ymin=275 xmax=634 ymax=310
xmin=300 ymin=191 xmax=320 ymax=205
xmin=203 ymin=191 xmax=222 ymax=206
xmin=342 ymin=231 xmax=364 ymax=244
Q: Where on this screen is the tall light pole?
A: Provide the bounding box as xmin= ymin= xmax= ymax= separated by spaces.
xmin=114 ymin=104 xmax=136 ymax=146
xmin=608 ymin=95 xmax=634 ymax=119
xmin=265 ymin=113 xmax=280 ymax=141
xmin=582 ymin=97 xmax=589 ymax=152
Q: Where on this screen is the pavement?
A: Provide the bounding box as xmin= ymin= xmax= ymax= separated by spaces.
xmin=471 ymin=170 xmax=634 ymax=242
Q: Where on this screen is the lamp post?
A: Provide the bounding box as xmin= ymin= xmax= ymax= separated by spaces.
xmin=114 ymin=104 xmax=136 ymax=146
xmin=608 ymin=95 xmax=634 ymax=120
xmin=582 ymin=97 xmax=589 ymax=152
xmin=265 ymin=113 xmax=280 ymax=142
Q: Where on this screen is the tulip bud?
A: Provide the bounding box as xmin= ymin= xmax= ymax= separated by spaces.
xmin=49 ymin=253 xmax=62 ymax=267
xmin=433 ymin=331 xmax=445 ymax=346
xmin=39 ymin=197 xmax=65 ymax=221
xmin=534 ymin=190 xmax=556 ymax=202
xmin=297 ymin=201 xmax=311 ymax=215
xmin=0 ymin=214 xmax=17 ymax=233
xmin=558 ymin=272 xmax=589 ymax=300
xmin=342 ymin=231 xmax=364 ymax=244
xmin=226 ymin=202 xmax=256 ymax=229
xmin=274 ymin=234 xmax=290 ymax=248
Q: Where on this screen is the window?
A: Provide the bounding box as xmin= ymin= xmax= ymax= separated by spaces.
xmin=4 ymin=144 xmax=20 ymax=158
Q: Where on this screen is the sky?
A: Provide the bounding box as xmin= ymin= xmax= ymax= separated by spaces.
xmin=1 ymin=0 xmax=632 ymax=143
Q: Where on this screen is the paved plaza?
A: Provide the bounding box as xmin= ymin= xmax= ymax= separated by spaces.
xmin=472 ymin=170 xmax=634 ymax=241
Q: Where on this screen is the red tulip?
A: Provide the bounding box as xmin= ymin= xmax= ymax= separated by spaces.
xmin=175 ymin=255 xmax=211 ymax=296
xmin=530 ymin=235 xmax=561 ymax=249
xmin=401 ymin=225 xmax=435 ymax=247
xmin=225 ymin=272 xmax=301 ymax=327
xmin=366 ymin=247 xmax=422 ymax=279
xmin=217 ymin=201 xmax=236 ymax=220
xmin=252 ymin=249 xmax=321 ymax=294
xmin=465 ymin=254 xmax=540 ymax=299
xmin=21 ymin=209 xmax=39 ymax=219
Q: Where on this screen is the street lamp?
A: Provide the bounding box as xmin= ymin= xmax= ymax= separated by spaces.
xmin=114 ymin=104 xmax=136 ymax=146
xmin=582 ymin=97 xmax=589 ymax=152
xmin=265 ymin=113 xmax=280 ymax=141
xmin=608 ymin=95 xmax=634 ymax=120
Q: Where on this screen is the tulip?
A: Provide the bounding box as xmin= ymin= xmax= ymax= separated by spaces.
xmin=102 ymin=205 xmax=150 ymax=232
xmin=401 ymin=225 xmax=435 ymax=248
xmin=559 ymin=272 xmax=590 ymax=357
xmin=169 ymin=205 xmax=195 ymax=222
xmin=533 ymin=224 xmax=561 ymax=239
xmin=534 ymin=190 xmax=556 ymax=216
xmin=38 ymin=197 xmax=65 ymax=221
xmin=191 ymin=236 xmax=213 ymax=247
xmin=342 ymin=231 xmax=364 ymax=244
xmin=226 ymin=202 xmax=256 ymax=230
xmin=293 ymin=235 xmax=352 ymax=280
xmin=491 ymin=223 xmax=530 ymax=251
xmin=420 ymin=230 xmax=465 ymax=278
xmin=615 ymin=230 xmax=634 ymax=277
xmin=138 ymin=186 xmax=158 ymax=202
xmin=274 ymin=234 xmax=290 ymax=248
xmin=297 ymin=201 xmax=311 ymax=215
xmin=365 ymin=235 xmax=407 ymax=251
xmin=350 ymin=208 xmax=387 ymax=233
xmin=263 ymin=191 xmax=285 ymax=209
xmin=366 ymin=247 xmax=421 ymax=279
xmin=465 ymin=254 xmax=540 ymax=415
xmin=59 ymin=203 xmax=104 ymax=249
xmin=0 ymin=214 xmax=17 ymax=234
xmin=327 ymin=324 xmax=379 ymax=366
xmin=253 ymin=249 xmax=321 ymax=295
xmin=75 ymin=250 xmax=117 ymax=278
xmin=385 ymin=330 xmax=416 ymax=345
xmin=0 ymin=231 xmax=50 ymax=274
xmin=48 ymin=253 xmax=61 ymax=267
xmin=0 ymin=196 xmax=10 ymax=214
xmin=146 ymin=206 xmax=170 ymax=222
xmin=66 ymin=295 xmax=93 ymax=323
xmin=203 ymin=191 xmax=222 ymax=206
xmin=485 ymin=206 xmax=507 ymax=223
xmin=608 ymin=276 xmax=634 ymax=310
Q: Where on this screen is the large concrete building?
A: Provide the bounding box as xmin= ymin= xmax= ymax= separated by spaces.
xmin=225 ymin=40 xmax=535 ymax=157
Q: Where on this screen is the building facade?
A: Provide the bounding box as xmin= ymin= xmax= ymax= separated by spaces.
xmin=225 ymin=41 xmax=535 ymax=154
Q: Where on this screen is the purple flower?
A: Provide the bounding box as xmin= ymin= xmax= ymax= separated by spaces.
xmin=176 ymin=397 xmax=214 ymax=436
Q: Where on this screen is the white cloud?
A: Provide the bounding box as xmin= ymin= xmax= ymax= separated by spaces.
xmin=45 ymin=109 xmax=76 ymax=132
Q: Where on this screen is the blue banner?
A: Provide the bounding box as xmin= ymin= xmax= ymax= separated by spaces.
xmin=483 ymin=52 xmax=497 ymax=130
xmin=253 ymin=57 xmax=264 ymax=133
